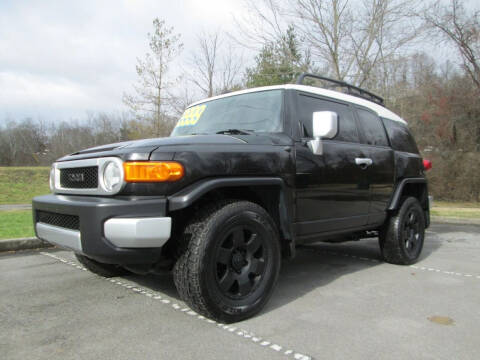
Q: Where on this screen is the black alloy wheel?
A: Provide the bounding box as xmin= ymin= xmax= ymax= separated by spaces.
xmin=379 ymin=197 xmax=426 ymax=265
xmin=173 ymin=200 xmax=281 ymax=323
xmin=403 ymin=209 xmax=422 ymax=257
xmin=214 ymin=225 xmax=267 ymax=299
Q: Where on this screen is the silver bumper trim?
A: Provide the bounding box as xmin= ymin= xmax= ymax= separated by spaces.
xmin=36 ymin=222 xmax=82 ymax=252
xmin=104 ymin=217 xmax=171 ymax=248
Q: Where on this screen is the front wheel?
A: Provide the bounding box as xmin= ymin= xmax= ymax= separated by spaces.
xmin=173 ymin=200 xmax=281 ymax=323
xmin=379 ymin=197 xmax=426 ymax=265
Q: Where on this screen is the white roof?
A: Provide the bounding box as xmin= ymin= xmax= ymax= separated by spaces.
xmin=189 ymin=84 xmax=407 ymax=124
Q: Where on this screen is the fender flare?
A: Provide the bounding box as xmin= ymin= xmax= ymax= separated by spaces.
xmin=388 ymin=178 xmax=428 ymax=211
xmin=167 ymin=177 xmax=295 ymax=256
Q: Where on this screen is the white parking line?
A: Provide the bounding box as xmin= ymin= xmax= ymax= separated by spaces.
xmin=409 ymin=265 xmax=479 ymax=279
xmin=40 ymin=251 xmax=312 ymax=360
xmin=303 ymin=247 xmax=480 ymax=281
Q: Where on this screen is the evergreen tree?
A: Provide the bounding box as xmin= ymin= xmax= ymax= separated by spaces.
xmin=245 ymin=26 xmax=310 ymax=87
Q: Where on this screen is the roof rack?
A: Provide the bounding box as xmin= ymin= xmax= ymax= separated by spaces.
xmin=295 ymin=73 xmax=385 ymax=106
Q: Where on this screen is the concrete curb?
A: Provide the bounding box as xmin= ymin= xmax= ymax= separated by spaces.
xmin=0 ymin=237 xmax=53 ymax=252
xmin=431 ymin=216 xmax=480 ymax=226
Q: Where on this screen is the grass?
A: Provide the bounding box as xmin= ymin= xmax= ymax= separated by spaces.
xmin=0 ymin=210 xmax=34 ymax=239
xmin=431 ymin=206 xmax=480 ymax=219
xmin=431 ymin=200 xmax=480 ymax=219
xmin=433 ymin=201 xmax=480 ymax=209
xmin=0 ymin=167 xmax=50 ymax=205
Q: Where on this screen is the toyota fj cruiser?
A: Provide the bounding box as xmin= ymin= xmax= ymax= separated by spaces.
xmin=33 ymin=73 xmax=431 ymax=323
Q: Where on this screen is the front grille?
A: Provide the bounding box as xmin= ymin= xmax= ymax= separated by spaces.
xmin=60 ymin=166 xmax=98 ymax=189
xmin=36 ymin=211 xmax=80 ymax=230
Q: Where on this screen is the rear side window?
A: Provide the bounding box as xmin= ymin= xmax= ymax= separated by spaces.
xmin=382 ymin=118 xmax=419 ymax=153
xmin=297 ymin=94 xmax=359 ymax=142
xmin=356 ymin=108 xmax=389 ymax=147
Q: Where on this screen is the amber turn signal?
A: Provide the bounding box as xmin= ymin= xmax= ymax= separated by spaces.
xmin=124 ymin=162 xmax=184 ymax=182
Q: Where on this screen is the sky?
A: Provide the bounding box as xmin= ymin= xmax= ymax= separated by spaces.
xmin=1 ymin=0 xmax=477 ymax=124
xmin=0 ymin=0 xmax=247 ymax=122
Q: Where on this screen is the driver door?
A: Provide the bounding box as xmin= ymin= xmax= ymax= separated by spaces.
xmin=294 ymin=93 xmax=370 ymax=237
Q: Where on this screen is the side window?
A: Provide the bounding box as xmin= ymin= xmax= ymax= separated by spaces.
xmin=297 ymin=94 xmax=359 ymax=143
xmin=382 ymin=118 xmax=419 ymax=153
xmin=356 ymin=108 xmax=389 ymax=147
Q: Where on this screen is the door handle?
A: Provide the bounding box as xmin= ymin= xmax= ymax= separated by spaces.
xmin=355 ymin=158 xmax=373 ymax=168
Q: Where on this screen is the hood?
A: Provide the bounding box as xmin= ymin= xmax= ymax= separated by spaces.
xmin=126 ymin=134 xmax=248 ymax=147
xmin=57 ymin=133 xmax=291 ymax=162
xmin=69 ymin=134 xmax=246 ymax=155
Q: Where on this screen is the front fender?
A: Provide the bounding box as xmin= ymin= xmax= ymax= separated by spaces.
xmin=167 ymin=177 xmax=296 ymax=257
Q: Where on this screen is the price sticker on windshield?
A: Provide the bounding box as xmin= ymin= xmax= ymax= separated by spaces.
xmin=176 ymin=104 xmax=207 ymax=127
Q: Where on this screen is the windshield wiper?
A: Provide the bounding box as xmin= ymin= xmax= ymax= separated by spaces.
xmin=216 ymin=129 xmax=255 ymax=135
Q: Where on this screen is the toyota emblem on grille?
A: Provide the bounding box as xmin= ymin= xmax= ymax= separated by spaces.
xmin=68 ymin=173 xmax=85 ymax=182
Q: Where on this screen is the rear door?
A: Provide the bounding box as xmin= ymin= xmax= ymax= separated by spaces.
xmin=294 ymin=93 xmax=370 ymax=237
xmin=354 ymin=107 xmax=395 ymax=225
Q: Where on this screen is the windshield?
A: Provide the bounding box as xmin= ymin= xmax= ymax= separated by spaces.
xmin=170 ymin=90 xmax=283 ymax=137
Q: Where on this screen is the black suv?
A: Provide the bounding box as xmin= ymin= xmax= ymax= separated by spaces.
xmin=33 ymin=73 xmax=430 ymax=323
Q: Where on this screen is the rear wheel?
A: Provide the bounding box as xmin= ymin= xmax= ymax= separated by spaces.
xmin=379 ymin=197 xmax=425 ymax=265
xmin=75 ymin=253 xmax=129 ymax=277
xmin=173 ymin=200 xmax=281 ymax=323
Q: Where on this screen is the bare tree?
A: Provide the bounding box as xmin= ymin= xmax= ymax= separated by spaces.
xmin=190 ymin=31 xmax=219 ymax=97
xmin=123 ymin=19 xmax=183 ymax=137
xmin=293 ymin=0 xmax=423 ymax=85
xmin=423 ymin=0 xmax=480 ymax=91
xmin=232 ymin=0 xmax=288 ymax=50
xmin=292 ymin=0 xmax=353 ymax=81
xmin=189 ymin=31 xmax=244 ymax=97
xmin=0 ymin=118 xmax=51 ymax=165
xmin=86 ymin=111 xmax=124 ymax=145
xmin=236 ymin=0 xmax=423 ymax=87
xmin=169 ymin=87 xmax=198 ymax=118
xmin=218 ymin=43 xmax=244 ymax=94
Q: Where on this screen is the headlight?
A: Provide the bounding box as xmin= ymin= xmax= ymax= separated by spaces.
xmin=49 ymin=166 xmax=55 ymax=191
xmin=102 ymin=161 xmax=123 ymax=192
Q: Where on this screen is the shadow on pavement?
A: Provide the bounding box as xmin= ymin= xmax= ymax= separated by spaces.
xmin=262 ymin=235 xmax=442 ymax=314
xmin=125 ymin=270 xmax=180 ymax=300
xmin=28 ymin=233 xmax=442 ymax=312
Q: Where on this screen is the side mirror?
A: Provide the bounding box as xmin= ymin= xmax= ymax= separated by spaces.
xmin=308 ymin=111 xmax=338 ymax=155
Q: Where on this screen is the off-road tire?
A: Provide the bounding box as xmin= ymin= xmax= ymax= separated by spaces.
xmin=379 ymin=197 xmax=425 ymax=265
xmin=173 ymin=200 xmax=281 ymax=323
xmin=75 ymin=253 xmax=129 ymax=277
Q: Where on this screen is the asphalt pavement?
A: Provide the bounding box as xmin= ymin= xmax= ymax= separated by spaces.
xmin=1 ymin=223 xmax=479 ymax=360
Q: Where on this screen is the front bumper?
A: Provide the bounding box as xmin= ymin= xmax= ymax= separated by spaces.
xmin=32 ymin=194 xmax=170 ymax=264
